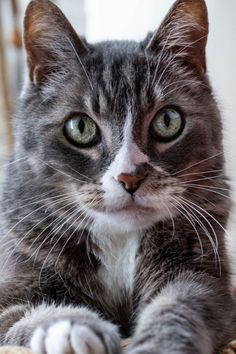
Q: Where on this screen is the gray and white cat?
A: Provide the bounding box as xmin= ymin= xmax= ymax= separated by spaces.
xmin=0 ymin=0 xmax=235 ymax=353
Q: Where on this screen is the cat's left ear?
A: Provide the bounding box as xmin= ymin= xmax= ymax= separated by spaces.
xmin=146 ymin=0 xmax=208 ymax=76
xmin=24 ymin=0 xmax=88 ymax=83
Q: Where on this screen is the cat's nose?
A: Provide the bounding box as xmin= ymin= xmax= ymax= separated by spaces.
xmin=117 ymin=173 xmax=146 ymax=194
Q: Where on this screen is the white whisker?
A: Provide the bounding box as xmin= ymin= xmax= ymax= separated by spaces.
xmin=66 ymin=36 xmax=94 ymax=92
xmin=183 ymin=184 xmax=231 ymax=200
xmin=1 ymin=194 xmax=80 ymax=269
xmin=177 ymin=169 xmax=224 ymax=179
xmin=170 ymin=198 xmax=204 ymax=260
xmin=35 ymin=157 xmax=88 ymax=184
xmin=172 ymin=151 xmax=224 ymax=177
xmin=38 ymin=197 xmax=97 ymax=289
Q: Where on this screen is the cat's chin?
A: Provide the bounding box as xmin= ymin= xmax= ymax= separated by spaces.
xmin=88 ymin=204 xmax=171 ymax=235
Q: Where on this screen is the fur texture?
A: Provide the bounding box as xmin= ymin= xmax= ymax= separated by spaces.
xmin=0 ymin=0 xmax=235 ymax=353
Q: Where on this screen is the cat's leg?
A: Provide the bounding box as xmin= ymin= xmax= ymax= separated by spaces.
xmin=128 ymin=272 xmax=234 ymax=354
xmin=0 ymin=303 xmax=121 ymax=354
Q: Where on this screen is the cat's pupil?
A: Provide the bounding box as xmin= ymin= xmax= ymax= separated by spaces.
xmin=78 ymin=119 xmax=85 ymax=134
xmin=164 ymin=113 xmax=171 ymax=128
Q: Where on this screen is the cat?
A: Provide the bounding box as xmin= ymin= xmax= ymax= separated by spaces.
xmin=0 ymin=0 xmax=235 ymax=353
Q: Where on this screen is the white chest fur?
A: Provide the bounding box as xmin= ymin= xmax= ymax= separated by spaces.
xmin=96 ymin=233 xmax=140 ymax=302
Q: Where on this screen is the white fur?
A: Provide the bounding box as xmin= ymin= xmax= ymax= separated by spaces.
xmin=45 ymin=321 xmax=71 ymax=354
xmin=101 ymin=111 xmax=149 ymax=203
xmin=70 ymin=325 xmax=105 ymax=354
xmin=30 ymin=327 xmax=46 ymax=354
xmin=96 ymin=232 xmax=140 ymax=303
xmin=30 ymin=320 xmax=105 ymax=354
xmin=87 ymin=110 xmax=181 ymax=299
xmin=86 ymin=109 xmax=183 ymax=301
xmin=97 ymin=110 xmax=152 ymax=232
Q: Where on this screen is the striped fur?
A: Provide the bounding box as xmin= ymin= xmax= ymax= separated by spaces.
xmin=0 ymin=0 xmax=235 ymax=353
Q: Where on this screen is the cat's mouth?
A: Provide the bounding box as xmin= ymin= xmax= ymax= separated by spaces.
xmin=106 ymin=201 xmax=155 ymax=215
xmin=89 ymin=196 xmax=178 ymax=233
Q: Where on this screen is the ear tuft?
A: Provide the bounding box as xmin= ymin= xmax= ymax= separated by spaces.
xmin=24 ymin=0 xmax=88 ymax=83
xmin=146 ymin=0 xmax=208 ymax=75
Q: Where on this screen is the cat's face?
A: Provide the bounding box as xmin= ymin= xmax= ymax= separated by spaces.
xmin=18 ymin=0 xmax=225 ymax=235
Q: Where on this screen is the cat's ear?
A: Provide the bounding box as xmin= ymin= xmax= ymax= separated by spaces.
xmin=146 ymin=0 xmax=208 ymax=75
xmin=24 ymin=0 xmax=88 ymax=83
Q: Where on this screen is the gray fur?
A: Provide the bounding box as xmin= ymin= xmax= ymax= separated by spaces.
xmin=0 ymin=0 xmax=235 ymax=353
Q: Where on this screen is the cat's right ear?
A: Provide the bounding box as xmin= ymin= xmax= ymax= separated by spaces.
xmin=24 ymin=0 xmax=88 ymax=83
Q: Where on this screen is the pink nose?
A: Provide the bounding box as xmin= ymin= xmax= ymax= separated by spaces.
xmin=117 ymin=173 xmax=146 ymax=194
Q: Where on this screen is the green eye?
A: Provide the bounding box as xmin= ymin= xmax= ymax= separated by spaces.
xmin=151 ymin=108 xmax=184 ymax=142
xmin=64 ymin=114 xmax=99 ymax=147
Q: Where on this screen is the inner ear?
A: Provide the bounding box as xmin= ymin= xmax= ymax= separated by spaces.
xmin=146 ymin=0 xmax=209 ymax=75
xmin=24 ymin=0 xmax=88 ymax=83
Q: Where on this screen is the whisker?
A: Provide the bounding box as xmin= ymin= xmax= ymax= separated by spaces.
xmin=183 ymin=184 xmax=231 ymax=200
xmin=171 ymin=152 xmax=224 ymax=177
xmin=177 ymin=169 xmax=224 ymax=179
xmin=180 ymin=182 xmax=229 ymax=191
xmin=35 ymin=157 xmax=88 ymax=184
xmin=54 ymin=199 xmax=98 ymax=272
xmin=38 ymin=198 xmax=97 ymax=288
xmin=64 ymin=164 xmax=93 ymax=182
xmin=1 ymin=156 xmax=27 ymax=168
xmin=0 ymin=193 xmax=76 ymax=247
xmin=161 ymin=201 xmax=176 ymax=239
xmin=183 ymin=190 xmax=217 ymax=208
xmin=172 ymin=196 xmax=220 ymax=272
xmin=178 ymin=195 xmax=229 ymax=237
xmin=1 ymin=194 xmax=79 ymax=269
xmin=66 ymin=36 xmax=94 ymax=92
xmin=177 ymin=196 xmax=219 ymax=248
xmin=170 ymin=199 xmax=204 ymax=260
xmin=0 ymin=190 xmax=74 ymax=217
xmin=174 ymin=197 xmax=223 ymax=276
xmin=30 ymin=204 xmax=81 ymax=266
xmin=28 ymin=200 xmax=83 ymax=260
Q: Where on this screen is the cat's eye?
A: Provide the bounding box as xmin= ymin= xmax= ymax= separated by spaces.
xmin=64 ymin=114 xmax=99 ymax=147
xmin=150 ymin=108 xmax=184 ymax=142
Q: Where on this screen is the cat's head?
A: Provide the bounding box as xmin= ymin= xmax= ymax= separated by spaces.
xmin=16 ymin=0 xmax=228 ymax=236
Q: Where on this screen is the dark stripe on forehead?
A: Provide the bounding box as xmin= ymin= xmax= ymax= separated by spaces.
xmin=98 ymin=72 xmax=131 ymax=117
xmin=88 ymin=44 xmax=159 ymax=123
xmin=91 ymin=92 xmax=100 ymax=115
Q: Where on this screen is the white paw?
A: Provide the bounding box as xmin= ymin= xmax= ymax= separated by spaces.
xmin=30 ymin=320 xmax=106 ymax=354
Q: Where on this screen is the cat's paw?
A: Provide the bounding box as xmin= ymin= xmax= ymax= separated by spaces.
xmin=126 ymin=343 xmax=157 ymax=354
xmin=30 ymin=319 xmax=121 ymax=354
xmin=126 ymin=340 xmax=200 ymax=354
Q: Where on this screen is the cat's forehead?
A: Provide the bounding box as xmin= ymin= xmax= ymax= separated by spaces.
xmin=82 ymin=40 xmax=161 ymax=119
xmin=90 ymin=40 xmax=141 ymax=62
xmin=88 ymin=40 xmax=151 ymax=85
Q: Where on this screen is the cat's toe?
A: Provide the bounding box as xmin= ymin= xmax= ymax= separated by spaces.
xmin=70 ymin=324 xmax=106 ymax=354
xmin=30 ymin=319 xmax=120 ymax=354
xmin=31 ymin=320 xmax=74 ymax=354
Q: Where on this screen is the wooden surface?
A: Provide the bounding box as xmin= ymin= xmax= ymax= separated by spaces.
xmin=0 ymin=339 xmax=235 ymax=354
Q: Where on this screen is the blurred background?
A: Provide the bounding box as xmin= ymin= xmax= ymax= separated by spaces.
xmin=0 ymin=0 xmax=236 ymax=270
